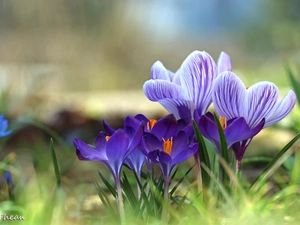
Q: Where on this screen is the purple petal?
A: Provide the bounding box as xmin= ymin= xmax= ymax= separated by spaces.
xmin=264 ymin=90 xmax=296 ymax=127
xmin=169 ymin=131 xmax=189 ymax=158
xmin=213 ymin=72 xmax=246 ymax=120
xmin=124 ymin=148 xmax=146 ymax=175
xmin=95 ymin=132 xmax=108 ymax=151
xmin=217 ymin=52 xmax=231 ymax=74
xmin=150 ymin=61 xmax=172 ymax=81
xmin=158 ymin=98 xmax=195 ymax=123
xmin=143 ymin=79 xmax=189 ymax=102
xmin=103 ymin=120 xmax=116 ymax=135
xmin=246 ymin=82 xmax=279 ymax=127
xmin=134 ymin=114 xmax=149 ymax=123
xmin=151 ymin=114 xmax=177 ymax=140
xmin=198 ymin=115 xmax=220 ymax=152
xmin=147 ymin=150 xmax=172 ymax=164
xmin=224 ymin=117 xmax=249 ymax=147
xmin=74 ymin=138 xmax=107 ymax=161
xmin=141 ymin=133 xmax=163 ymax=154
xmin=179 ymin=51 xmax=216 ymax=115
xmin=106 ymin=129 xmax=130 ymax=162
xmin=171 ymin=143 xmax=198 ymax=167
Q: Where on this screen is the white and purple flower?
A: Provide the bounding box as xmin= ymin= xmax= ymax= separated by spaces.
xmin=143 ymin=51 xmax=231 ymax=124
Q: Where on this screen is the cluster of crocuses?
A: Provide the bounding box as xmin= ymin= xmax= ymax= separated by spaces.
xmin=74 ymin=50 xmax=296 ymax=198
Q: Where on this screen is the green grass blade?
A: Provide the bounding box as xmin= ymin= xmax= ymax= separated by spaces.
xmin=98 ymin=171 xmax=117 ymax=198
xmin=285 ymin=63 xmax=300 ymax=104
xmin=249 ymin=132 xmax=300 ymax=191
xmin=192 ymin=119 xmax=211 ymax=187
xmin=50 ymin=138 xmax=61 ymax=187
xmin=213 ymin=113 xmax=230 ymax=188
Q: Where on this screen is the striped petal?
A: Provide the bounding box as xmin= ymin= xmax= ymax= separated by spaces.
xmin=150 ymin=61 xmax=172 ymax=81
xmin=246 ymin=82 xmax=279 ymax=127
xmin=143 ymin=79 xmax=189 ymax=102
xmin=217 ymin=52 xmax=231 ymax=74
xmin=264 ymin=90 xmax=296 ymax=127
xmin=179 ymin=51 xmax=216 ymax=114
xmin=212 ymin=72 xmax=246 ymax=120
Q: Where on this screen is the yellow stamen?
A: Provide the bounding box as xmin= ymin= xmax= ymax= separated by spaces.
xmin=105 ymin=136 xmax=111 ymax=142
xmin=146 ymin=119 xmax=157 ymax=131
xmin=162 ymin=137 xmax=173 ymax=155
xmin=246 ymin=86 xmax=249 ymax=90
xmin=219 ymin=116 xmax=227 ymax=130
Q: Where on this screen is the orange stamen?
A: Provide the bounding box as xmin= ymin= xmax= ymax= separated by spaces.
xmin=219 ymin=116 xmax=227 ymax=130
xmin=147 ymin=119 xmax=157 ymax=131
xmin=246 ymin=86 xmax=249 ymax=90
xmin=105 ymin=136 xmax=111 ymax=142
xmin=162 ymin=137 xmax=173 ymax=155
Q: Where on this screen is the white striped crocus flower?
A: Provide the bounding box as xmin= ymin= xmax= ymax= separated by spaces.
xmin=212 ymin=71 xmax=297 ymax=169
xmin=143 ymin=51 xmax=231 ymax=124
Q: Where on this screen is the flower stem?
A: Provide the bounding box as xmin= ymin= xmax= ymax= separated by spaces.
xmin=116 ymin=177 xmax=125 ymax=225
xmin=162 ymin=175 xmax=170 ymax=222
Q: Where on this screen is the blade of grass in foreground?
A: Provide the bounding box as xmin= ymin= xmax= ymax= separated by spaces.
xmin=50 ymin=138 xmax=61 ymax=187
xmin=285 ymin=63 xmax=300 ymax=104
xmin=249 ymin=132 xmax=300 ymax=193
xmin=192 ymin=120 xmax=211 ymax=189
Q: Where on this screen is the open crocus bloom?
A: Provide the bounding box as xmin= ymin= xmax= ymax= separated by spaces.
xmin=140 ymin=114 xmax=198 ymax=177
xmin=212 ymin=72 xmax=297 ymax=128
xmin=211 ymin=71 xmax=296 ymax=169
xmin=143 ymin=51 xmax=231 ymax=124
xmin=74 ymin=129 xmax=131 ymax=181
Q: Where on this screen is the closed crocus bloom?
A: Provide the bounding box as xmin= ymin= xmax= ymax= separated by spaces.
xmin=143 ymin=51 xmax=231 ymax=124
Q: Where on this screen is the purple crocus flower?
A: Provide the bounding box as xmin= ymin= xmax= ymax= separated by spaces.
xmin=211 ymin=71 xmax=297 ymax=169
xmin=197 ymin=112 xmax=265 ymax=169
xmin=143 ymin=51 xmax=231 ymax=124
xmin=103 ymin=115 xmax=146 ymax=177
xmin=140 ymin=114 xmax=198 ymax=178
xmin=212 ymin=72 xmax=296 ymax=128
xmin=74 ymin=129 xmax=131 ymax=182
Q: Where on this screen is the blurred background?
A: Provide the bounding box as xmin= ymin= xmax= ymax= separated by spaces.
xmin=0 ymin=0 xmax=300 ymax=223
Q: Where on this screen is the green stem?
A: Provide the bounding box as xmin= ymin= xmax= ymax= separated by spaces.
xmin=194 ymin=153 xmax=203 ymax=193
xmin=162 ymin=175 xmax=170 ymax=222
xmin=116 ymin=178 xmax=125 ymax=225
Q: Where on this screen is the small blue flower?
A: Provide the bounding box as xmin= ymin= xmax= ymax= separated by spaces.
xmin=0 ymin=115 xmax=12 ymax=137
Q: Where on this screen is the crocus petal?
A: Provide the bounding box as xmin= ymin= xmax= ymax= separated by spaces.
xmin=179 ymin=51 xmax=216 ymax=115
xmin=246 ymin=82 xmax=279 ymax=127
xmin=95 ymin=132 xmax=108 ymax=151
xmin=169 ymin=131 xmax=189 ymax=158
xmin=213 ymin=72 xmax=246 ymax=120
xmin=143 ymin=79 xmax=190 ymax=102
xmin=141 ymin=133 xmax=163 ymax=154
xmin=151 ymin=114 xmax=178 ymax=140
xmin=171 ymin=143 xmax=198 ymax=167
xmin=264 ymin=90 xmax=297 ymax=127
xmin=159 ymin=98 xmax=195 ymax=123
xmin=217 ymin=51 xmax=231 ymax=74
xmin=147 ymin=150 xmax=172 ymax=164
xmin=74 ymin=138 xmax=107 ymax=161
xmin=106 ymin=129 xmax=130 ymax=161
xmin=198 ymin=115 xmax=220 ymax=152
xmin=151 ymin=61 xmax=172 ymax=81
xmin=103 ymin=120 xmax=116 ymax=135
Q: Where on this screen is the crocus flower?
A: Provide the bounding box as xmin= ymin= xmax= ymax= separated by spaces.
xmin=211 ymin=71 xmax=296 ymax=169
xmin=197 ymin=112 xmax=265 ymax=169
xmin=0 ymin=115 xmax=12 ymax=137
xmin=212 ymin=72 xmax=296 ymax=128
xmin=140 ymin=114 xmax=198 ymax=178
xmin=140 ymin=114 xmax=198 ymax=218
xmin=143 ymin=51 xmax=231 ymax=124
xmin=103 ymin=115 xmax=146 ymax=177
